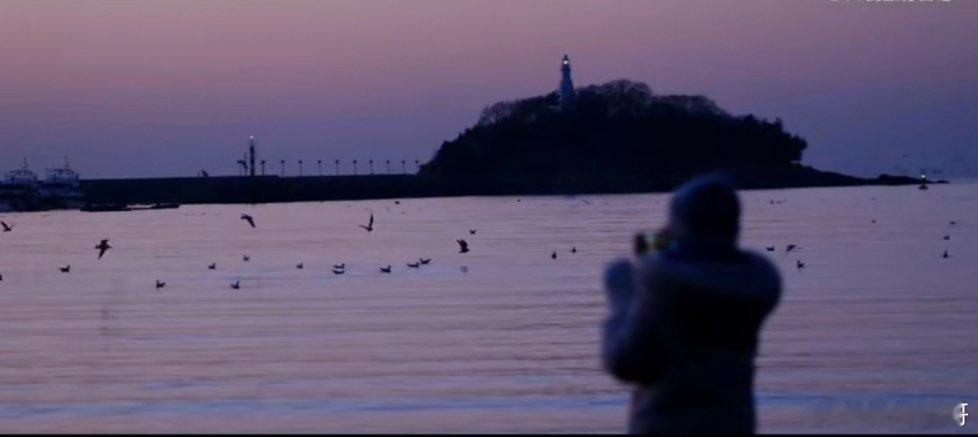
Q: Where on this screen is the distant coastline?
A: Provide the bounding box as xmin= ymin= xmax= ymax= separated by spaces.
xmin=78 ymin=170 xmax=926 ymax=208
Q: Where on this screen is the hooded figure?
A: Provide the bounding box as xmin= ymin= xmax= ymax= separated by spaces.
xmin=603 ymin=173 xmax=782 ymax=434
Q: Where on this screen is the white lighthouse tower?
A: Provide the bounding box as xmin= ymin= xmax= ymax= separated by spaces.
xmin=559 ymin=54 xmax=575 ymax=108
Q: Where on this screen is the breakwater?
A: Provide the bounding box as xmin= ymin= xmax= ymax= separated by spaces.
xmin=78 ymin=165 xmax=921 ymax=207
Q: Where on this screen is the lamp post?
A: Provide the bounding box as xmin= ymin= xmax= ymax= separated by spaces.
xmin=401 ymin=160 xmax=406 ymax=174
xmin=335 ymin=159 xmax=340 ymax=175
xmin=280 ymin=159 xmax=285 ymax=177
xmin=353 ymin=159 xmax=358 ymax=176
xmin=298 ymin=160 xmax=303 ymax=176
xmin=261 ymin=160 xmax=266 ymax=176
xmin=317 ymin=159 xmax=322 ymax=176
xmin=386 ymin=160 xmax=391 ymax=174
xmin=369 ymin=159 xmax=374 ymax=175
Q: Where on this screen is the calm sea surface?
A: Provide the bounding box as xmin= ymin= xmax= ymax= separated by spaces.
xmin=0 ymin=183 xmax=976 ymax=433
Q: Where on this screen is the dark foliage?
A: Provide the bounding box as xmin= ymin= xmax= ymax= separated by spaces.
xmin=421 ymin=79 xmax=807 ymax=184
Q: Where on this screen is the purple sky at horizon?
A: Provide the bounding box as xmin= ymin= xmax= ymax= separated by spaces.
xmin=1 ymin=0 xmax=976 ymax=179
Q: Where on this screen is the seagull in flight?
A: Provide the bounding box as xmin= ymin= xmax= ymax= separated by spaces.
xmin=95 ymin=239 xmax=112 ymax=259
xmin=457 ymin=239 xmax=469 ymax=254
xmin=240 ymin=213 xmax=256 ymax=228
xmin=359 ymin=212 xmax=375 ymax=232
xmin=1 ymin=221 xmax=12 ymax=232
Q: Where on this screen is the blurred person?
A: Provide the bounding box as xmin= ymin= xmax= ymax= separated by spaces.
xmin=603 ymin=173 xmax=782 ymax=434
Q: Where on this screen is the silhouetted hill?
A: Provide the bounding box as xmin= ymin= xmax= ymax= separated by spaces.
xmin=420 ymin=79 xmax=914 ymax=191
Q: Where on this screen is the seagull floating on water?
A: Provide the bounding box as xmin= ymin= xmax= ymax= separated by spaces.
xmin=942 ymin=250 xmax=949 ymax=259
xmin=296 ymin=262 xmax=304 ymax=269
xmin=786 ymin=244 xmax=797 ymax=252
xmin=943 ymin=234 xmax=950 ymax=241
xmin=469 ymin=229 xmax=477 ymax=235
xmin=332 ymin=268 xmax=345 ymax=275
xmin=230 ymin=280 xmax=240 ymax=290
xmin=60 ymin=265 xmax=70 ymax=273
xmin=457 ymin=239 xmax=469 ymax=254
xmin=551 ymin=251 xmax=557 ymax=260
xmin=796 ymin=260 xmax=805 ymax=269
xmin=241 ymin=213 xmax=256 ymax=228
xmin=95 ymin=239 xmax=111 ymax=259
xmin=407 ymin=262 xmax=420 ymax=269
xmin=419 ymin=258 xmax=431 ymax=265
xmin=333 ymin=263 xmax=345 ymax=270
xmin=155 ymin=280 xmax=166 ymax=289
xmin=765 ymin=246 xmax=775 ymax=252
xmin=571 ymin=246 xmax=577 ymax=254
xmin=207 ymin=263 xmax=216 ymax=270
xmin=380 ymin=265 xmax=392 ymax=273
xmin=243 ymin=255 xmax=250 ymax=262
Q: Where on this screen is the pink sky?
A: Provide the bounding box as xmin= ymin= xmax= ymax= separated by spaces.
xmin=1 ymin=0 xmax=976 ymax=178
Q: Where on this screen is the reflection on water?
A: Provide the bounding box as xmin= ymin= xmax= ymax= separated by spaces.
xmin=0 ymin=183 xmax=975 ymax=432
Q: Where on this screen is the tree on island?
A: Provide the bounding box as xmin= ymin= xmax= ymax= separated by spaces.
xmin=419 ymin=79 xmax=809 ymax=189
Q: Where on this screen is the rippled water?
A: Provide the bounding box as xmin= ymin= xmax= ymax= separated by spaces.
xmin=0 ymin=183 xmax=975 ymax=432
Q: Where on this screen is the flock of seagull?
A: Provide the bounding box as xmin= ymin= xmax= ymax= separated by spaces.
xmin=0 ymin=202 xmax=580 ymax=289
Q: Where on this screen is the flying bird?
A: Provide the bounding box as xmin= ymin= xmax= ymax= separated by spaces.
xmin=1 ymin=221 xmax=12 ymax=232
xmin=407 ymin=262 xmax=420 ymax=269
xmin=359 ymin=213 xmax=375 ymax=232
xmin=380 ymin=265 xmax=392 ymax=273
xmin=155 ymin=280 xmax=166 ymax=290
xmin=59 ymin=265 xmax=70 ymax=273
xmin=241 ymin=214 xmax=256 ymax=228
xmin=419 ymin=258 xmax=431 ymax=265
xmin=95 ymin=239 xmax=111 ymax=259
xmin=230 ymin=280 xmax=240 ymax=290
xmin=457 ymin=239 xmax=469 ymax=253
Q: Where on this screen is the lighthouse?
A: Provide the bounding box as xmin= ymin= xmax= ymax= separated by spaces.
xmin=559 ymin=54 xmax=575 ymax=108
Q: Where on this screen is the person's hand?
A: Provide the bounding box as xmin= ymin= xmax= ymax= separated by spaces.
xmin=652 ymin=227 xmax=672 ymax=251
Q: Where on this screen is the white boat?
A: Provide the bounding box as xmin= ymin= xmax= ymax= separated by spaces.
xmin=0 ymin=159 xmax=39 ymax=212
xmin=38 ymin=159 xmax=84 ymax=209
